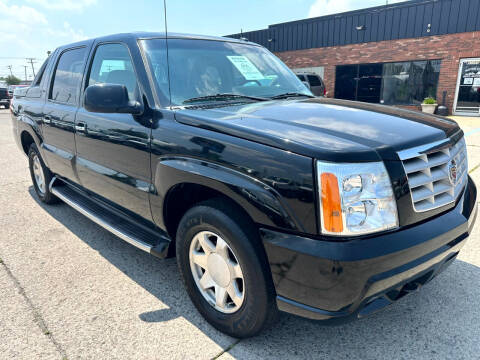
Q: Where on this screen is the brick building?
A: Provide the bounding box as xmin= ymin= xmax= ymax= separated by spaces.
xmin=229 ymin=0 xmax=480 ymax=116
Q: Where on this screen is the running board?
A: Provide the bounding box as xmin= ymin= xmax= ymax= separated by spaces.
xmin=49 ymin=178 xmax=170 ymax=258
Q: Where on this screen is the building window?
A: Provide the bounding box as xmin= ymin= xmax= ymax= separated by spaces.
xmin=382 ymin=60 xmax=441 ymax=105
xmin=335 ymin=60 xmax=441 ymax=105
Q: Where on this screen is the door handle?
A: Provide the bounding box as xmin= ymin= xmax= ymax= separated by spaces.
xmin=43 ymin=115 xmax=51 ymax=124
xmin=75 ymin=122 xmax=86 ymax=132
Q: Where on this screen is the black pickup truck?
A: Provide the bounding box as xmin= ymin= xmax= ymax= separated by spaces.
xmin=11 ymin=32 xmax=478 ymax=338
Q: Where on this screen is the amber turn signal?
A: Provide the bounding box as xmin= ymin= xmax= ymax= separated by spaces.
xmin=320 ymin=172 xmax=343 ymax=233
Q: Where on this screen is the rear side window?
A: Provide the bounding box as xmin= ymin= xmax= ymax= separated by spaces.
xmin=307 ymin=75 xmax=322 ymax=87
xmin=32 ymin=57 xmax=50 ymax=87
xmin=49 ymin=47 xmax=87 ymax=105
xmin=87 ymin=43 xmax=137 ymax=100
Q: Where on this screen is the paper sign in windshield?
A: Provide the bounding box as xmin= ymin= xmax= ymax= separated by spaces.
xmin=227 ymin=56 xmax=264 ymax=80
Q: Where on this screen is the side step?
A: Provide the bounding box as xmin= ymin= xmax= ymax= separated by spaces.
xmin=50 ymin=179 xmax=170 ymax=258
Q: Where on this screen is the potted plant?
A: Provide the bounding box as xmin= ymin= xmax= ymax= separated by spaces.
xmin=421 ymin=97 xmax=438 ymax=114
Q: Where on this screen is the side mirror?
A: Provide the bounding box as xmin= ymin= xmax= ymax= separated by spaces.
xmin=84 ymin=84 xmax=143 ymax=115
xmin=302 ymin=81 xmax=311 ymax=89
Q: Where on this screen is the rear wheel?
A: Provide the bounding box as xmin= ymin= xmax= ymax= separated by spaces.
xmin=176 ymin=198 xmax=278 ymax=338
xmin=28 ymin=143 xmax=58 ymax=204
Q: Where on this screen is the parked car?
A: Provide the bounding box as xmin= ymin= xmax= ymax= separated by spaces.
xmin=8 ymin=84 xmax=29 ymax=98
xmin=11 ymin=32 xmax=478 ymax=338
xmin=0 ymin=86 xmax=10 ymax=109
xmin=296 ymin=72 xmax=326 ymax=96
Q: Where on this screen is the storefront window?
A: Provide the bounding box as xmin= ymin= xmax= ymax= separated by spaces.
xmin=382 ymin=62 xmax=410 ymax=104
xmin=335 ymin=65 xmax=357 ymax=101
xmin=335 ymin=60 xmax=441 ymax=105
xmin=381 ymin=60 xmax=440 ymax=105
xmin=357 ymin=63 xmax=383 ymax=103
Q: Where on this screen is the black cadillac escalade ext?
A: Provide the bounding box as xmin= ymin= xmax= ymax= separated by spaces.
xmin=11 ymin=33 xmax=478 ymax=338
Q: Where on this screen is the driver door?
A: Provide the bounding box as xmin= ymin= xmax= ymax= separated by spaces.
xmin=74 ymin=42 xmax=152 ymax=221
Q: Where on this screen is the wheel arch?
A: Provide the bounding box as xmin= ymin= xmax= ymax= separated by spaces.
xmin=17 ymin=113 xmax=44 ymax=157
xmin=163 ymin=182 xmax=256 ymax=244
xmin=152 ymin=157 xmax=302 ymax=246
xmin=20 ymin=130 xmax=36 ymax=155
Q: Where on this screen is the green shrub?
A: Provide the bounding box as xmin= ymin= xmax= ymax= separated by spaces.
xmin=422 ymin=97 xmax=437 ymax=105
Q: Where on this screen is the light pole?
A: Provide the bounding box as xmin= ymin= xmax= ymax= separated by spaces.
xmin=22 ymin=65 xmax=28 ymax=81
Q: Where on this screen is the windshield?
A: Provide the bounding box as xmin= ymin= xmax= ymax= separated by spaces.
xmin=141 ymin=38 xmax=312 ymax=106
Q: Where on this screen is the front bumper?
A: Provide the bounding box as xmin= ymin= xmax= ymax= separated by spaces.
xmin=261 ymin=176 xmax=477 ymax=322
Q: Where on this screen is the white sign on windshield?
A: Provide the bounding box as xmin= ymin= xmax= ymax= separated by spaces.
xmin=227 ymin=56 xmax=264 ymax=80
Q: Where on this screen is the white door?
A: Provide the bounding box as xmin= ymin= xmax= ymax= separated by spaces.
xmin=453 ymin=58 xmax=480 ymax=116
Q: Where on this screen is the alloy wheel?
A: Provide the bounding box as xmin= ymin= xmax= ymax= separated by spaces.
xmin=32 ymin=154 xmax=46 ymax=195
xmin=189 ymin=231 xmax=245 ymax=313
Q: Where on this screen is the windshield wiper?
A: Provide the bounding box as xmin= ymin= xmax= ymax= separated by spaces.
xmin=183 ymin=93 xmax=269 ymax=104
xmin=269 ymin=92 xmax=315 ymax=100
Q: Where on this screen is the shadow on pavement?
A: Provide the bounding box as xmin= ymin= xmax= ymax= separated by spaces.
xmin=27 ymin=187 xmax=230 ymax=342
xmin=29 ymin=187 xmax=480 ymax=358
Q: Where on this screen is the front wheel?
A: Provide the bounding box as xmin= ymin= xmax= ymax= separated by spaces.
xmin=28 ymin=143 xmax=58 ymax=204
xmin=176 ymin=199 xmax=278 ymax=338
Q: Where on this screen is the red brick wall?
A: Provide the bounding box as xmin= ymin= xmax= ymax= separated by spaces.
xmin=276 ymin=31 xmax=480 ymax=114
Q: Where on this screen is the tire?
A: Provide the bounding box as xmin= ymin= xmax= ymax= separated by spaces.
xmin=176 ymin=198 xmax=278 ymax=338
xmin=28 ymin=143 xmax=59 ymax=204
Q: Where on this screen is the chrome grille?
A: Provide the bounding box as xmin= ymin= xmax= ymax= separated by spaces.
xmin=398 ymin=137 xmax=468 ymax=212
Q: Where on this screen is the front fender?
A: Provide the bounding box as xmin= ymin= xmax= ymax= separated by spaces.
xmin=150 ymin=157 xmax=305 ymax=233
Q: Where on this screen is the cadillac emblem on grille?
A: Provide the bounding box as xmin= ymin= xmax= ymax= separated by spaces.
xmin=448 ymin=158 xmax=458 ymax=185
xmin=398 ymin=137 xmax=467 ymax=212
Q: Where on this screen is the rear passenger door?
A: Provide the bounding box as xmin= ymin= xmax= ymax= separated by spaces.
xmin=42 ymin=46 xmax=89 ymax=182
xmin=74 ymin=42 xmax=152 ymax=221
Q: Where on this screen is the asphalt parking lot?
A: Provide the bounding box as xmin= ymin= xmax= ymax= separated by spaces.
xmin=0 ymin=108 xmax=479 ymax=360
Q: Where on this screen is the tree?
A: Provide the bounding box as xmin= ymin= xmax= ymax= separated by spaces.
xmin=5 ymin=75 xmax=21 ymax=86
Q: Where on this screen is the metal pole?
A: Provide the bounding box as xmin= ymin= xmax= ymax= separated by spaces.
xmin=26 ymin=58 xmax=36 ymax=77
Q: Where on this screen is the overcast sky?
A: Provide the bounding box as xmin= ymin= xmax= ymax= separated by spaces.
xmin=0 ymin=0 xmax=406 ymax=80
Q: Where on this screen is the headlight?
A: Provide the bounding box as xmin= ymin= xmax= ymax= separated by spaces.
xmin=317 ymin=161 xmax=398 ymax=236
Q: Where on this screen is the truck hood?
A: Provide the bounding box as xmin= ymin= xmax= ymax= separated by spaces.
xmin=174 ymin=97 xmax=461 ymax=162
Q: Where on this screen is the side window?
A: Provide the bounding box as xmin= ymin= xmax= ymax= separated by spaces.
xmin=26 ymin=56 xmax=52 ymax=99
xmin=49 ymin=47 xmax=87 ymax=105
xmin=307 ymin=75 xmax=322 ymax=87
xmin=32 ymin=57 xmax=50 ymax=87
xmin=87 ymin=43 xmax=137 ymax=100
xmin=297 ymin=74 xmax=306 ymax=81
